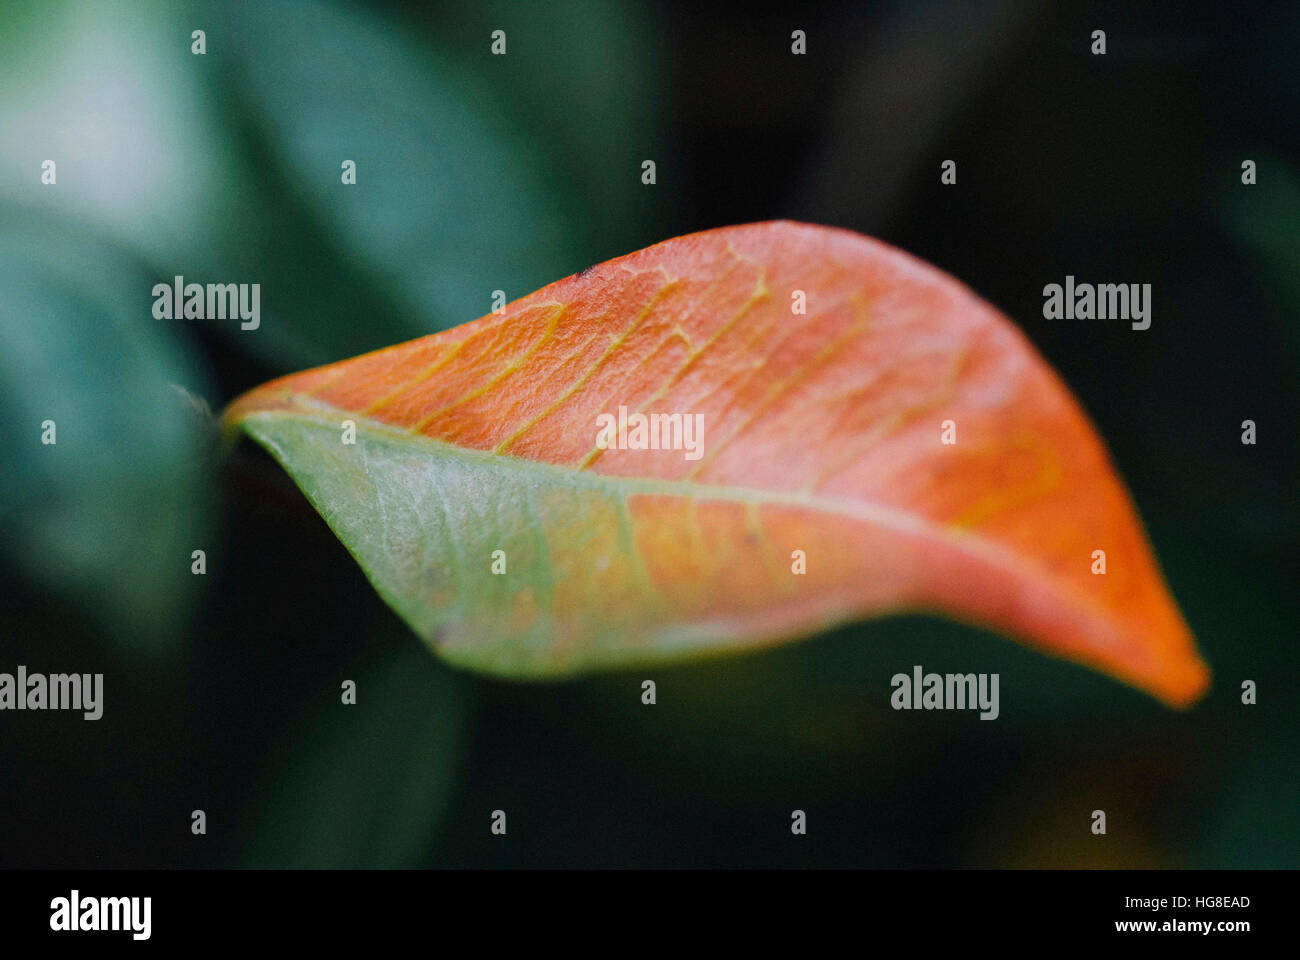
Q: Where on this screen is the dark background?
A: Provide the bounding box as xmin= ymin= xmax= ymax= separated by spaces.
xmin=0 ymin=0 xmax=1296 ymax=868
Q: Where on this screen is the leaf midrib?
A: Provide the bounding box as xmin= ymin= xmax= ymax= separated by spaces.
xmin=239 ymin=403 xmax=1087 ymax=611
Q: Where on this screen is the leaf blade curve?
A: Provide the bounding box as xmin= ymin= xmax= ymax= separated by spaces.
xmin=225 ymin=221 xmax=1210 ymax=707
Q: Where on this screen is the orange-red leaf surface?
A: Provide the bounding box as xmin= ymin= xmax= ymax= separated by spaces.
xmin=224 ymin=221 xmax=1210 ymax=707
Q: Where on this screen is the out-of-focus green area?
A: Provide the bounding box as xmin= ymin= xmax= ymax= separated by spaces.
xmin=1 ymin=0 xmax=1296 ymax=868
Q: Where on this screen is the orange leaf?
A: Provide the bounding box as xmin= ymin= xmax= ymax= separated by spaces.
xmin=224 ymin=221 xmax=1210 ymax=707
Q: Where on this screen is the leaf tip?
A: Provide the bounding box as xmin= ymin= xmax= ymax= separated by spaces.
xmin=1152 ymin=649 xmax=1212 ymax=710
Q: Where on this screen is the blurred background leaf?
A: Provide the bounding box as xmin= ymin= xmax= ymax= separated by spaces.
xmin=0 ymin=207 xmax=213 ymax=663
xmin=238 ymin=632 xmax=471 ymax=868
xmin=0 ymin=1 xmax=241 ymax=258
xmin=212 ymin=0 xmax=626 ymax=364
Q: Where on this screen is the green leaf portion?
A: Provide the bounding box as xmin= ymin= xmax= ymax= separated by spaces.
xmin=240 ymin=409 xmax=676 ymax=677
xmin=236 ymin=407 xmax=972 ymax=679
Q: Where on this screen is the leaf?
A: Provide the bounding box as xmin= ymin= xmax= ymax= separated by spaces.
xmin=239 ymin=636 xmax=470 ymax=868
xmin=216 ymin=0 xmax=592 ymax=364
xmin=223 ymin=221 xmax=1210 ymax=708
xmin=0 ymin=206 xmax=213 ymax=661
xmin=0 ymin=0 xmax=250 ymax=294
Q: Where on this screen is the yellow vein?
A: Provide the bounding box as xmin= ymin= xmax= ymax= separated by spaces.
xmin=491 ymin=281 xmax=683 ymax=455
xmin=409 ymin=303 xmax=566 ymax=433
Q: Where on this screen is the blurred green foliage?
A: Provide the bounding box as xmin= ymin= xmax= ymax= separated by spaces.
xmin=0 ymin=211 xmax=212 ymax=662
xmin=240 ymin=631 xmax=471 ymax=868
